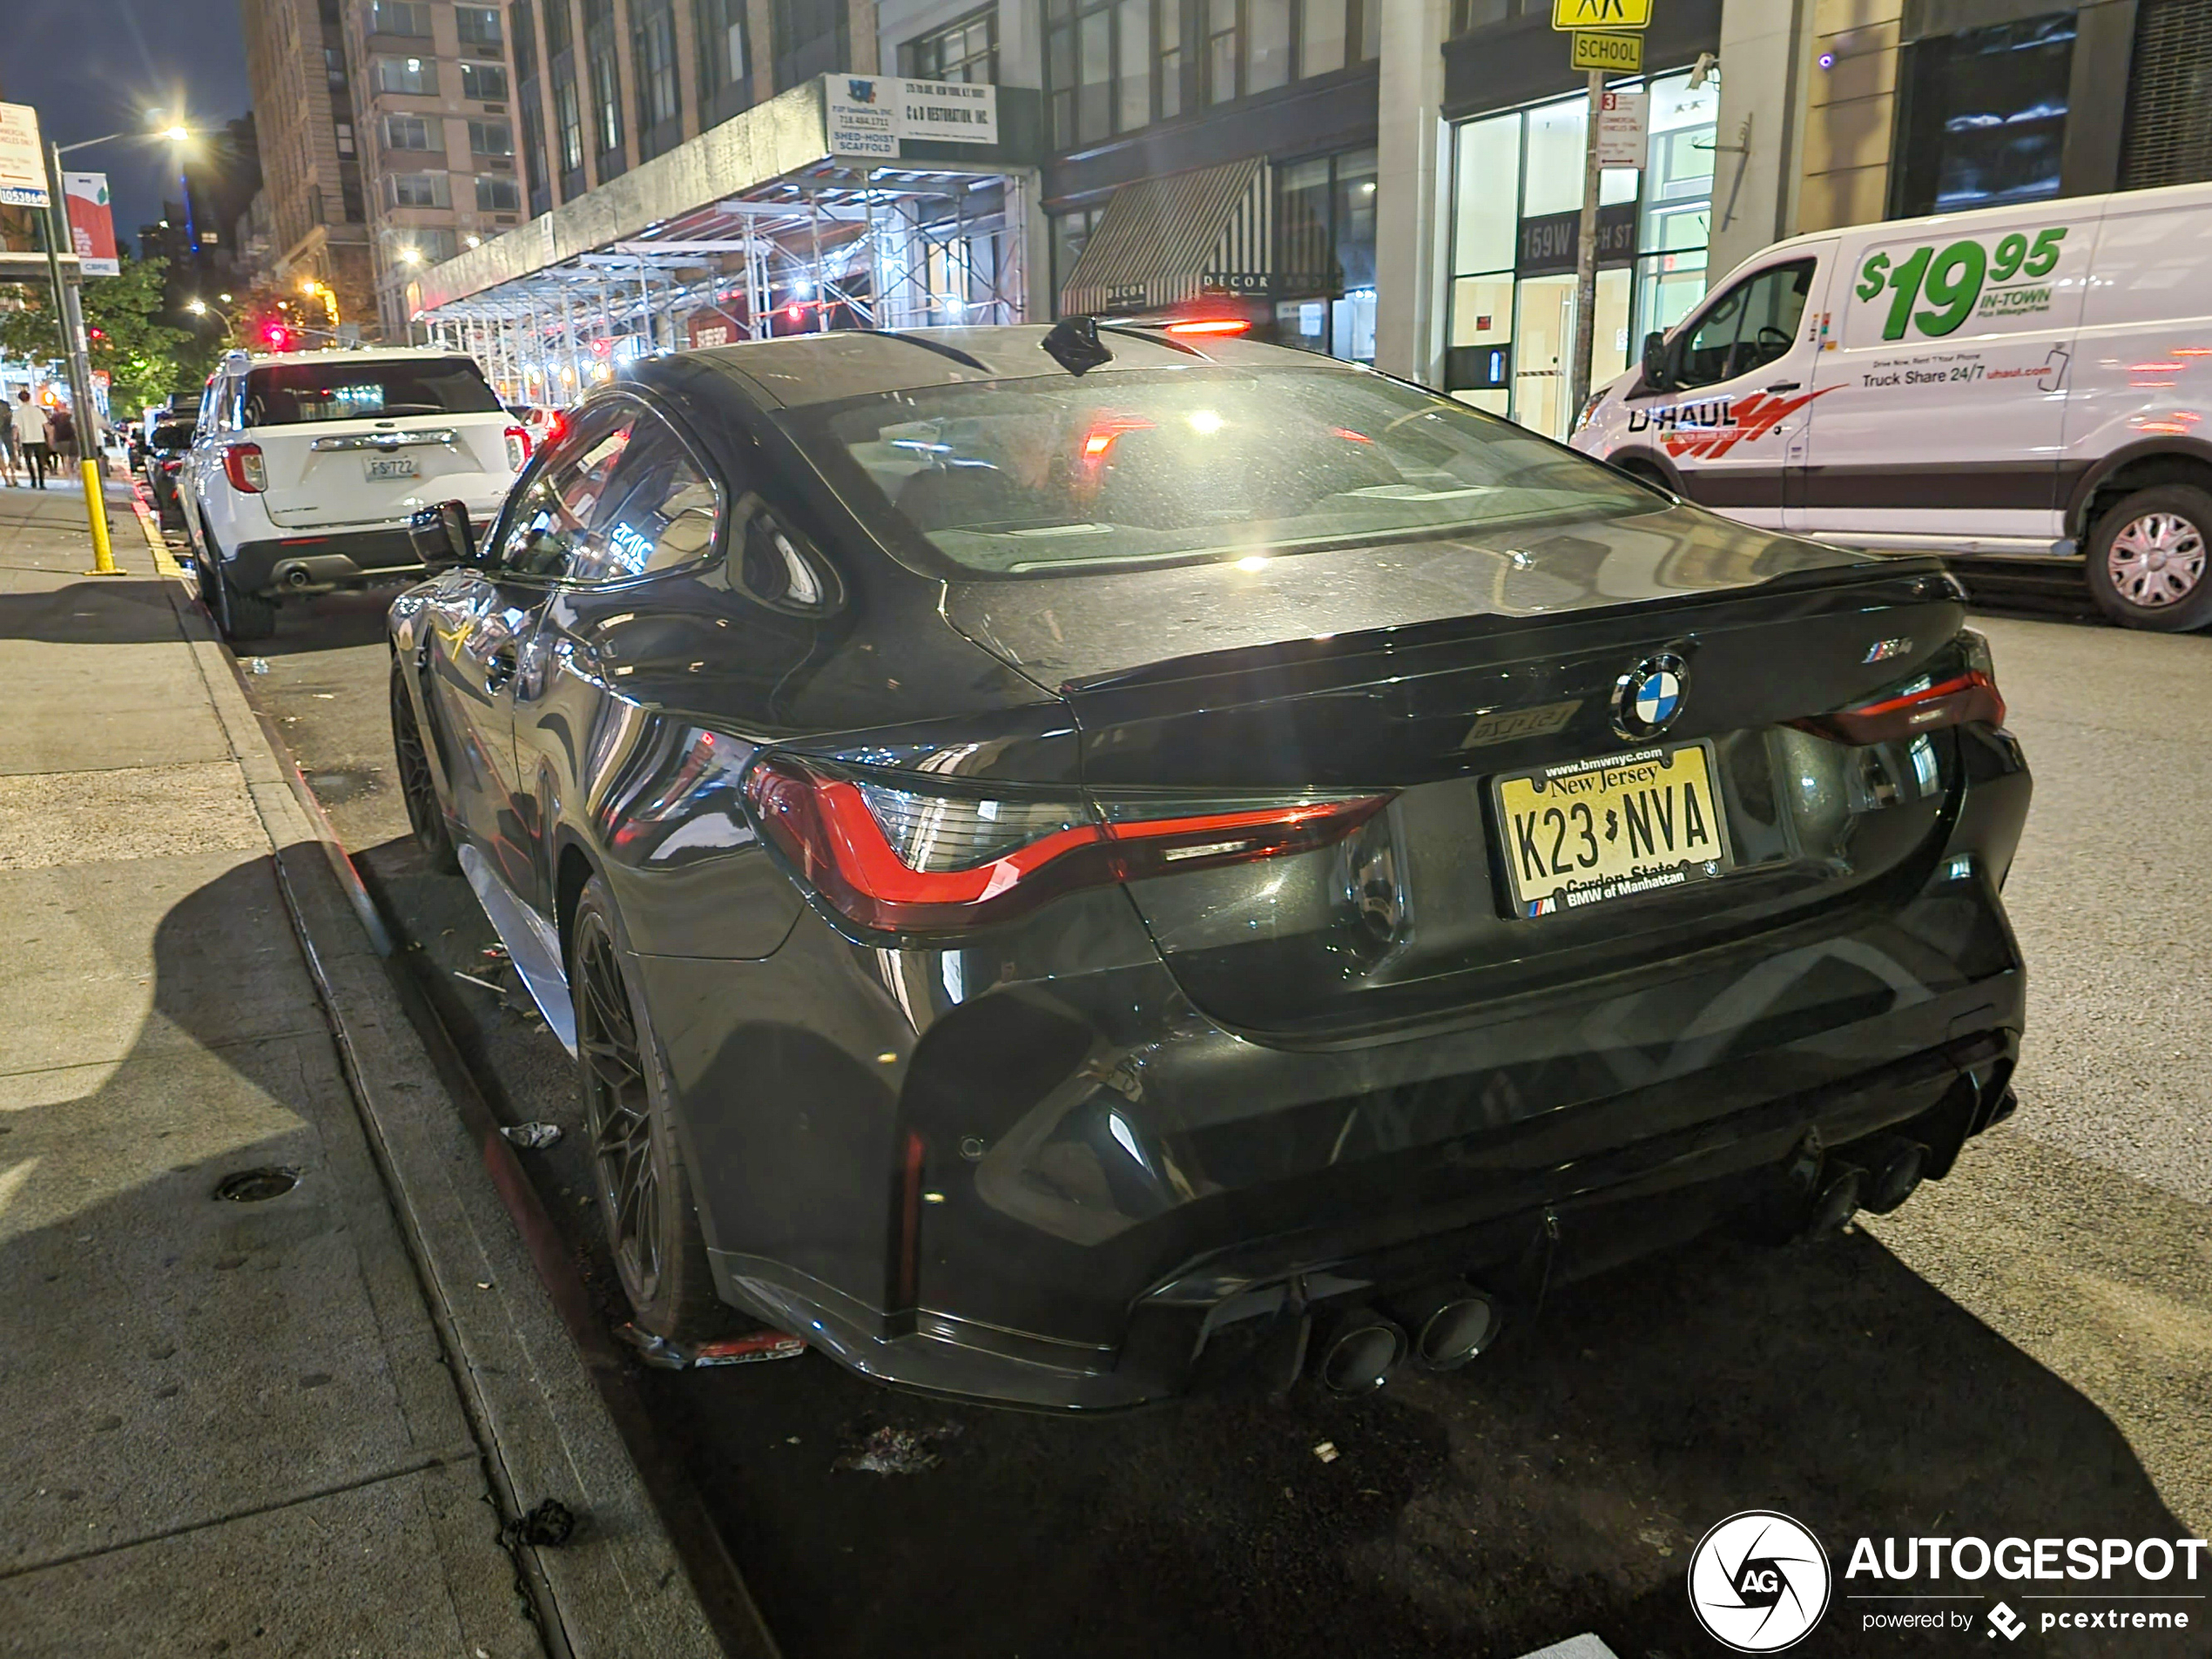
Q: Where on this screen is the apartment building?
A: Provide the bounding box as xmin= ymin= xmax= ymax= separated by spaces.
xmin=349 ymin=0 xmax=529 ymax=337
xmin=240 ymin=0 xmax=376 ymax=331
xmin=502 ymin=0 xmax=878 ymax=220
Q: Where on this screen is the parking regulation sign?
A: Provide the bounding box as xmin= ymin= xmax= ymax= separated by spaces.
xmin=0 ymin=103 xmax=49 ymax=208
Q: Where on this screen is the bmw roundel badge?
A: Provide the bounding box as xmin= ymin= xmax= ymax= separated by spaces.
xmin=1613 ymin=652 xmax=1689 ymax=741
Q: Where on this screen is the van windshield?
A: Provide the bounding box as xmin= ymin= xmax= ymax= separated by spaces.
xmin=242 ymin=357 xmax=501 ymax=426
xmin=796 ymin=367 xmax=1660 ymax=578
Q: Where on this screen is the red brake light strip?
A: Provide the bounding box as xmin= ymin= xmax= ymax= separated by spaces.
xmin=1797 ymin=671 xmax=2006 ymax=745
xmin=748 ymin=759 xmax=1388 ymax=934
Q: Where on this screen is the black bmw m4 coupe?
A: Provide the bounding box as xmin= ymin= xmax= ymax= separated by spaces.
xmin=388 ymin=322 xmax=2029 ymax=1408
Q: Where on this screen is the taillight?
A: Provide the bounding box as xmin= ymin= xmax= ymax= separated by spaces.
xmin=744 ymin=756 xmax=1389 ymax=934
xmin=1795 ymin=631 xmax=2006 ymax=745
xmin=1163 ymin=317 xmax=1252 ymax=337
xmin=504 ymin=424 xmax=531 ymax=470
xmin=161 ymin=459 xmax=183 ymax=473
xmin=221 ymin=443 xmax=266 ymax=494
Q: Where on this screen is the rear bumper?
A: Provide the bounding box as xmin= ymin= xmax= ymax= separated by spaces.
xmin=231 ymin=515 xmax=502 ymax=595
xmin=653 ymin=730 xmax=2033 ymax=1410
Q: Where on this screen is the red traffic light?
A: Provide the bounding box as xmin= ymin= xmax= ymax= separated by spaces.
xmin=263 ymin=322 xmax=291 ymax=350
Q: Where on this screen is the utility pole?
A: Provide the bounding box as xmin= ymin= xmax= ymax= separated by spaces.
xmin=38 ymin=140 xmax=119 ymax=575
xmin=1567 ymin=67 xmax=1606 ymax=427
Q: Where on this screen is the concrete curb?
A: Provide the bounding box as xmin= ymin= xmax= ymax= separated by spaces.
xmin=162 ymin=570 xmax=772 ymax=1658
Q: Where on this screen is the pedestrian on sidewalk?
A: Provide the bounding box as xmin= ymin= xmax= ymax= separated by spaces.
xmin=0 ymin=411 xmax=19 ymax=487
xmin=13 ymin=391 xmax=51 ymax=489
xmin=49 ymin=402 xmax=76 ymax=469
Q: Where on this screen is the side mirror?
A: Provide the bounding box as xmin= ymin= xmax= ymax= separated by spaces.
xmin=1641 ymin=330 xmax=1672 ymax=390
xmin=409 ymin=500 xmax=478 ymax=570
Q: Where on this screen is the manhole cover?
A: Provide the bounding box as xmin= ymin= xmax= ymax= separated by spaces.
xmin=212 ymin=1167 xmax=300 ymax=1204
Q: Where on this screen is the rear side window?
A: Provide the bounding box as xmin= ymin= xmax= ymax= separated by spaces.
xmin=566 ymin=421 xmax=721 ymax=582
xmin=241 ymin=356 xmax=501 ymax=426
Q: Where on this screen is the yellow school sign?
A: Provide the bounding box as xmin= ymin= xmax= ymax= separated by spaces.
xmin=1570 ymin=30 xmax=1643 ymax=70
xmin=1552 ymin=0 xmax=1653 ymax=27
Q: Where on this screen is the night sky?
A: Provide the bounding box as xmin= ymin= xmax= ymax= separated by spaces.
xmin=3 ymin=0 xmax=253 ymax=244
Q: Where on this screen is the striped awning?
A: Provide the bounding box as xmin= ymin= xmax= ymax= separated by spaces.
xmin=1059 ymin=157 xmax=1271 ymax=318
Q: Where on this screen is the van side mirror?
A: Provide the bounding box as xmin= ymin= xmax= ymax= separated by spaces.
xmin=1641 ymin=330 xmax=1672 ymax=391
xmin=409 ymin=500 xmax=479 ymax=570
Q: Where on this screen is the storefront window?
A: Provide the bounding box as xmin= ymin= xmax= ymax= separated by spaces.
xmin=1443 ymin=70 xmax=1717 ymax=435
xmin=1271 ymin=147 xmax=1376 ymax=365
xmin=1634 ymin=74 xmax=1719 ymax=351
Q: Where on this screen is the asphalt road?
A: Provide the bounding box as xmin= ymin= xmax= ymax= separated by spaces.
xmin=226 ymin=573 xmax=2212 ymax=1659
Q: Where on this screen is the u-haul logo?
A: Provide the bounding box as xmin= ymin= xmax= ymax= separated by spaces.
xmin=1628 ymin=387 xmax=1839 ymax=460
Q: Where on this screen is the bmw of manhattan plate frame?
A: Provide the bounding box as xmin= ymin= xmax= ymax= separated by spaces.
xmin=1492 ymin=741 xmax=1735 ymax=917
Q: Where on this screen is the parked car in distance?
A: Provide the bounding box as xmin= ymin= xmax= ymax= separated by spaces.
xmin=142 ymin=417 xmax=196 ymax=529
xmin=388 ymin=324 xmax=2031 ymax=1409
xmin=1574 ymin=178 xmax=2212 ymax=631
xmin=182 ymin=347 xmax=530 ymax=641
xmin=507 ymin=402 xmax=567 ymax=450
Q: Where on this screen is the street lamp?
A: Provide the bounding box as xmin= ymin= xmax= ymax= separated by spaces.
xmin=185 ymin=296 xmax=237 ymax=340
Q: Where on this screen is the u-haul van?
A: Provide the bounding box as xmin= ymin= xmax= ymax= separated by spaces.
xmin=1570 ymin=180 xmax=2212 ymax=630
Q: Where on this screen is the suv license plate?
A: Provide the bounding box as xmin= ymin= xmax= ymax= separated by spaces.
xmin=366 ymin=455 xmax=420 ymax=480
xmin=1492 ymin=740 xmax=1734 ymax=919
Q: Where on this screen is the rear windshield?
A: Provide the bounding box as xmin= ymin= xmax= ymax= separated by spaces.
xmin=797 ymin=366 xmax=1658 ymax=577
xmin=151 ymin=421 xmax=195 ymax=447
xmin=242 ymin=357 xmax=500 ymax=426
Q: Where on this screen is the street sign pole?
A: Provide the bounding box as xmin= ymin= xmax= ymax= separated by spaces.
xmin=39 ymin=137 xmax=118 ymax=574
xmin=1568 ymin=65 xmax=1605 ymax=428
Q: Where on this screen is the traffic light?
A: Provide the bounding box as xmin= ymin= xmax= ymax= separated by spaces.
xmin=263 ymin=321 xmax=291 ymax=351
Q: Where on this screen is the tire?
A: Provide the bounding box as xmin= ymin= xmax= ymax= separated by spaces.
xmin=201 ymin=527 xmax=278 ymax=642
xmin=570 ymin=874 xmax=726 ymax=1342
xmin=2084 ymin=484 xmax=2212 ymax=631
xmin=388 ymin=655 xmax=462 ymax=874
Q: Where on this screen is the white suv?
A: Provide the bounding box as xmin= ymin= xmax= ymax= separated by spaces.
xmin=183 ymin=347 xmax=528 ymax=640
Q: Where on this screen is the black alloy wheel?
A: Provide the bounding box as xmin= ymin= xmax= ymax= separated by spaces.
xmin=388 ymin=656 xmax=461 ymax=873
xmin=570 ymin=875 xmax=724 ymax=1341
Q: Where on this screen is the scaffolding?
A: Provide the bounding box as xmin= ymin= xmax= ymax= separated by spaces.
xmin=416 ymin=161 xmax=1029 ymax=405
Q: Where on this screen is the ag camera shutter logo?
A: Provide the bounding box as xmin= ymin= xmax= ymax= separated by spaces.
xmin=1688 ymin=1510 xmax=1832 ymax=1652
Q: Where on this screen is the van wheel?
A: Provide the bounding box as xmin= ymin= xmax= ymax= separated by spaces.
xmin=2085 ymin=485 xmax=2212 ymax=631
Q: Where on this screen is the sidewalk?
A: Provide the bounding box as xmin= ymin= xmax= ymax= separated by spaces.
xmin=0 ymin=490 xmax=724 ymax=1655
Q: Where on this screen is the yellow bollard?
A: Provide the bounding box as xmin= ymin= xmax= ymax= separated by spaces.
xmin=82 ymin=458 xmax=123 ymax=575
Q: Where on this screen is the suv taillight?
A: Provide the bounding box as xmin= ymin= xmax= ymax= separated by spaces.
xmin=503 ymin=425 xmax=530 ymax=471
xmin=744 ymin=756 xmax=1390 ymax=935
xmin=222 ymin=443 xmax=266 ymax=494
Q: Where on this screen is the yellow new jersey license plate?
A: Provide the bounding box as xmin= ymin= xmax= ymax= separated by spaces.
xmin=1492 ymin=741 xmax=1734 ymax=918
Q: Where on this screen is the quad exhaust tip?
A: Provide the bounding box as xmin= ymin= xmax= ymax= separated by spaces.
xmin=1863 ymin=1139 xmax=1929 ymax=1214
xmin=1316 ymin=1311 xmax=1406 ymax=1394
xmin=1807 ymin=1166 xmax=1863 ymax=1238
xmin=1393 ymin=1285 xmax=1502 ymax=1370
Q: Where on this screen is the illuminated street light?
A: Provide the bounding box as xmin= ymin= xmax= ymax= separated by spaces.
xmin=399 ymin=246 xmax=424 ymax=266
